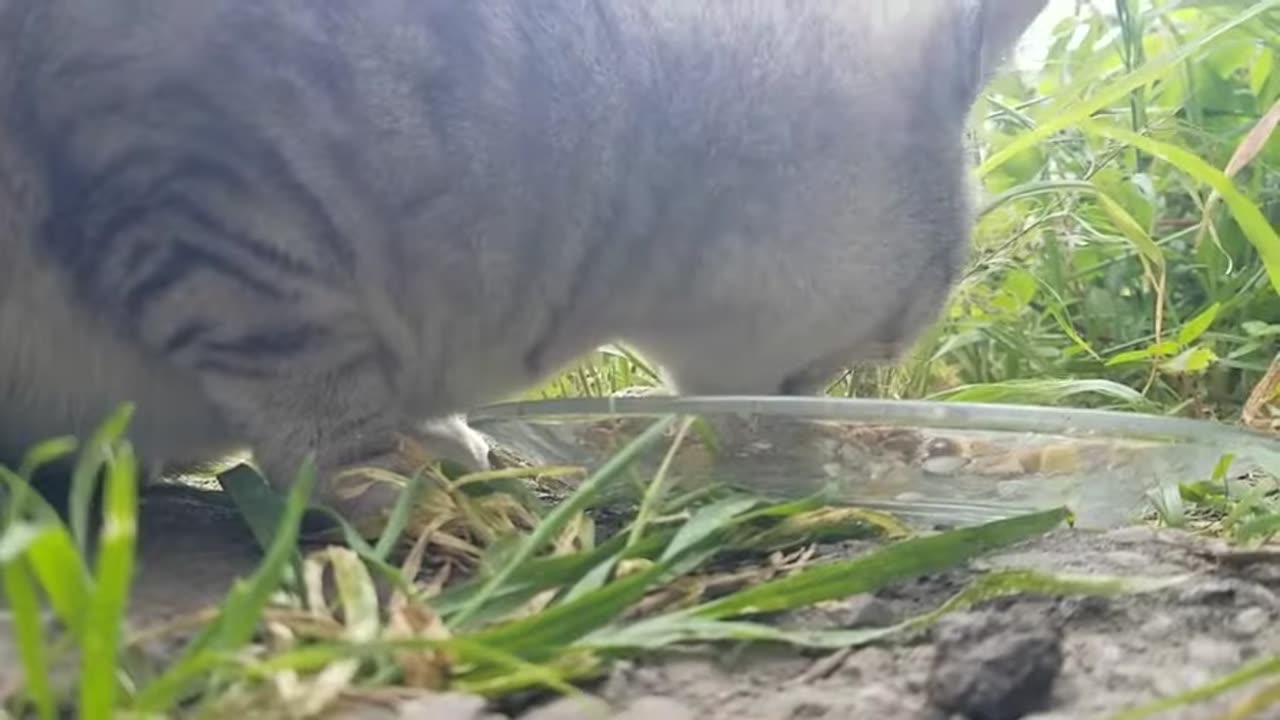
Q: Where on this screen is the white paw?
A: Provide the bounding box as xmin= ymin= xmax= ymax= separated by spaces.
xmin=415 ymin=414 xmax=492 ymax=472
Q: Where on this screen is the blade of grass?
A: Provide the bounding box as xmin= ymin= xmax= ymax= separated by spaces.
xmin=445 ymin=637 xmax=589 ymax=698
xmin=926 ymin=379 xmax=1150 ymax=406
xmin=1222 ymin=681 xmax=1280 ymax=720
xmin=435 ymin=528 xmax=677 ymax=625
xmin=628 ymin=416 xmax=695 ymax=550
xmin=580 ymin=567 xmax=1186 ymax=652
xmin=558 ymin=553 xmax=624 ymax=605
xmin=80 ymin=439 xmax=139 ymax=720
xmin=1 ymin=545 xmax=56 ymax=720
xmin=458 ymin=498 xmax=770 ymax=659
xmin=68 ymin=404 xmax=134 ymax=553
xmin=689 ymin=507 xmax=1071 ymax=620
xmin=449 ymin=415 xmax=678 ymax=629
xmin=659 ymin=495 xmax=766 ymax=563
xmin=0 ymin=470 xmax=91 ymax=637
xmin=733 ymin=506 xmax=911 ymax=551
xmin=11 ymin=437 xmax=78 ymax=526
xmin=371 ymin=466 xmax=429 ymax=561
xmin=132 ymin=457 xmax=318 ymax=712
xmin=218 ymin=464 xmax=292 ymax=555
xmin=461 ymin=562 xmax=666 ymax=660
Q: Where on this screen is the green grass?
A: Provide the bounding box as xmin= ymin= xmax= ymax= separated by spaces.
xmin=0 ymin=410 xmax=1190 ymax=718
xmin=5 ymin=1 xmax=1280 ymax=718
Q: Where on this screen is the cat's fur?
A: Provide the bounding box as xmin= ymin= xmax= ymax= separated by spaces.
xmin=0 ymin=0 xmax=1048 ymax=522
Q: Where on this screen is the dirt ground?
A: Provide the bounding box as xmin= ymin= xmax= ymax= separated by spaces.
xmin=3 ymin=484 xmax=1278 ymax=720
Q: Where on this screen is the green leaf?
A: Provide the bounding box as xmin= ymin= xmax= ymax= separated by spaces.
xmin=1159 ymin=346 xmax=1218 ymax=374
xmin=928 ymin=379 xmax=1150 ymax=407
xmin=68 ymin=404 xmax=135 ymax=553
xmin=581 ymin=567 xmax=1182 ymax=652
xmin=660 ymin=496 xmax=764 ymax=563
xmin=80 ymin=439 xmax=140 ymax=720
xmin=1093 ymin=189 xmax=1164 ymax=269
xmin=1252 ymin=46 xmax=1275 ymax=98
xmin=1080 ymin=121 xmax=1280 ymax=294
xmin=1106 ymin=340 xmax=1182 ymax=367
xmin=463 ymin=563 xmax=666 ymax=661
xmin=979 ymin=0 xmax=1280 ymax=177
xmin=434 ymin=528 xmax=675 ymax=621
xmin=687 ymin=508 xmax=1070 ymax=620
xmin=1178 ymin=303 xmax=1223 ymax=346
xmin=1 ymin=554 xmax=57 ymax=720
xmin=0 ymin=469 xmax=92 ymax=637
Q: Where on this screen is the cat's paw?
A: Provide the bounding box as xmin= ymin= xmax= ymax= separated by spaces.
xmin=415 ymin=414 xmax=492 ymax=473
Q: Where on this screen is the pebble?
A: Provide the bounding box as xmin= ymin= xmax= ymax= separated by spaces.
xmin=1230 ymin=606 xmax=1273 ymax=637
xmin=927 ymin=611 xmax=1064 ymax=720
xmin=1185 ymin=638 xmax=1243 ymax=669
xmin=1178 ymin=579 xmax=1279 ymax=609
xmin=1138 ymin=614 xmax=1178 ymax=640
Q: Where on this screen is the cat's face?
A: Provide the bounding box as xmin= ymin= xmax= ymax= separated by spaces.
xmin=625 ymin=0 xmax=1048 ymax=397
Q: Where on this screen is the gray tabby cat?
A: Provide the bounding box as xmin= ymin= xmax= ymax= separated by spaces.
xmin=0 ymin=0 xmax=1048 ymax=526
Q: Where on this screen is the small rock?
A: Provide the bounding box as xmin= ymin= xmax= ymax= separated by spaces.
xmin=1177 ymin=579 xmax=1279 ymax=609
xmin=926 ymin=611 xmax=1064 ymax=720
xmin=922 ymin=454 xmax=967 ymax=475
xmin=1230 ymin=606 xmax=1273 ymax=637
xmin=1245 ymin=562 xmax=1280 ymax=585
xmin=1055 ymin=595 xmax=1112 ymax=623
xmin=1185 ymin=638 xmax=1243 ymax=669
xmin=1138 ymin=613 xmax=1178 ymax=639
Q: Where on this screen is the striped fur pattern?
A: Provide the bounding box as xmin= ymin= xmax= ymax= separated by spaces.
xmin=0 ymin=0 xmax=1047 ymax=521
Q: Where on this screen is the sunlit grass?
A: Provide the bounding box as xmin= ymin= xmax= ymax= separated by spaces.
xmin=1 ymin=407 xmax=1213 ymax=718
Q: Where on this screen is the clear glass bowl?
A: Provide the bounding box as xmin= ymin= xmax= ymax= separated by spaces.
xmin=469 ymin=396 xmax=1280 ymax=529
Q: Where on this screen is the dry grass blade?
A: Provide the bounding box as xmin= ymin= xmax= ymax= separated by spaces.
xmin=1222 ymin=680 xmax=1280 ymax=720
xmin=1197 ymin=98 xmax=1280 ymax=274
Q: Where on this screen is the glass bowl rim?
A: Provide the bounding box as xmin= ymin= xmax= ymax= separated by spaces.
xmin=470 ymin=395 xmax=1280 ymax=452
